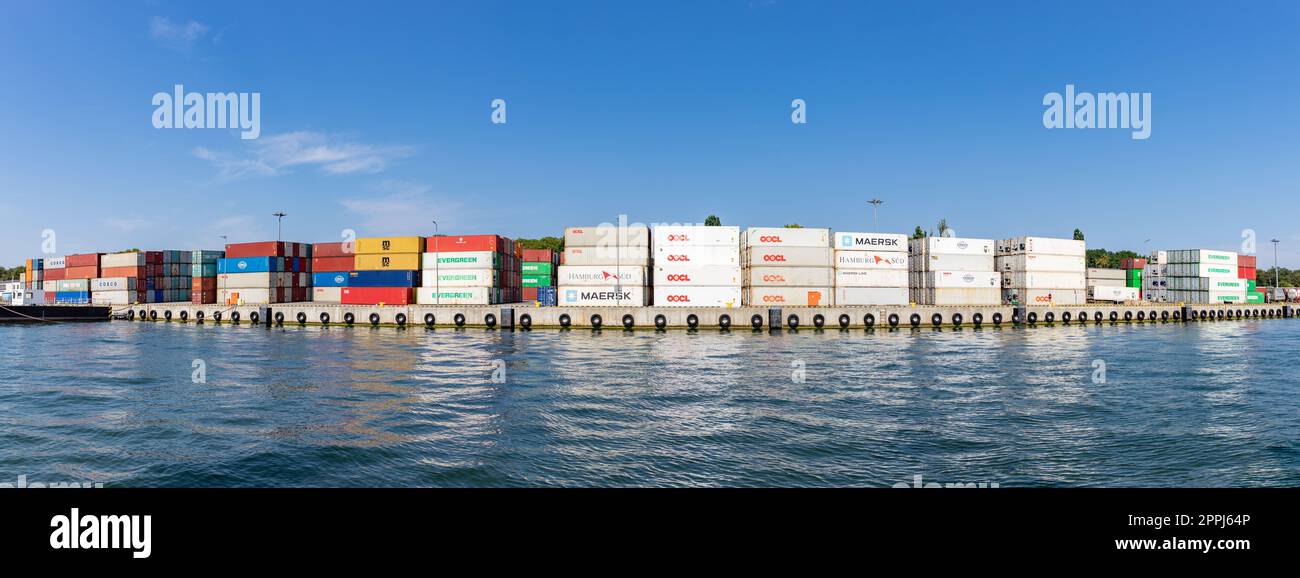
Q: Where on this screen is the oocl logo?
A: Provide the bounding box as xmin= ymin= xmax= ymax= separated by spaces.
xmin=762 ymin=294 xmax=785 ymax=303
xmin=1035 ymin=295 xmax=1053 ymax=303
xmin=666 ymin=254 xmax=690 ymax=262
xmin=761 ymin=274 xmax=786 ymax=283
xmin=665 ymin=274 xmax=691 ymax=282
xmin=666 ymin=294 xmax=691 ymax=302
xmin=759 ymin=235 xmax=783 ymax=243
xmin=667 ymin=234 xmax=689 ymax=242
xmin=957 ymin=241 xmax=969 ymax=250
xmin=762 ymin=254 xmax=786 ymax=262
xmin=962 ymin=274 xmax=976 ymax=284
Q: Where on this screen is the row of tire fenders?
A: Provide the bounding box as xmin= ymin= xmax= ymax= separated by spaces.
xmin=122 ymin=306 xmax=1290 ymax=330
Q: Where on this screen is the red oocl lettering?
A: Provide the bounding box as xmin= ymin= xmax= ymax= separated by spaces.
xmin=667 ymin=294 xmax=690 ymax=302
xmin=762 ymin=294 xmax=785 ymax=303
xmin=762 ymin=275 xmax=785 ymax=283
xmin=763 ymin=254 xmax=786 ymax=262
xmin=666 ymin=255 xmax=690 ymax=262
xmin=665 ymin=274 xmax=691 ymax=282
xmin=759 ymin=235 xmax=783 ymax=243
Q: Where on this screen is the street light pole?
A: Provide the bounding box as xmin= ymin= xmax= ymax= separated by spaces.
xmin=868 ymin=199 xmax=883 ymax=230
xmin=273 ymin=212 xmax=287 ymax=242
xmin=1272 ymin=239 xmax=1280 ymax=290
xmin=432 ymin=220 xmax=439 ymax=305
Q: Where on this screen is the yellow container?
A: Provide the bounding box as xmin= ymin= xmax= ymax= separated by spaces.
xmin=356 ymin=237 xmax=426 ymax=255
xmin=354 ymin=253 xmax=422 ymax=271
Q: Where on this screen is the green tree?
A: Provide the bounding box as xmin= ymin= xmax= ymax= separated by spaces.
xmin=911 ymin=226 xmax=926 ymax=240
xmin=704 ymin=215 xmax=721 ymax=226
xmin=515 ymin=237 xmax=564 ymax=252
xmin=783 ymin=223 xmax=803 ymax=228
xmin=937 ymin=219 xmax=949 ymax=237
xmin=1073 ymin=229 xmax=1085 ymax=241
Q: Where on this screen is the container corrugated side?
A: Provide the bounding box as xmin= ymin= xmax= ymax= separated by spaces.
xmin=1002 ymin=288 xmax=1086 ymax=305
xmin=997 ymin=237 xmax=1086 ymax=257
xmin=652 ymin=265 xmax=742 ymax=286
xmin=833 ymin=287 xmax=909 ymax=305
xmin=832 ymin=232 xmax=908 ymax=252
xmin=833 ymin=251 xmax=907 ymax=270
xmin=743 ymin=266 xmax=833 ymax=287
xmin=917 ymin=254 xmax=996 ymax=272
xmin=996 ymin=254 xmax=1085 ymax=273
xmin=557 ymin=286 xmax=650 ymax=306
xmin=742 ymin=227 xmax=830 ymax=248
xmin=1000 ymin=271 xmax=1086 ymax=289
xmin=563 ymin=246 xmax=651 ymax=266
xmin=556 ymin=266 xmax=648 ymax=286
xmin=653 ymin=244 xmax=739 ymax=266
xmin=742 ymin=246 xmax=833 ymax=267
xmin=742 ymin=286 xmax=830 ymax=307
xmin=563 ymin=225 xmax=650 ymax=248
xmin=652 ymin=226 xmax=740 ymax=247
xmin=921 ymin=271 xmax=1000 ymax=289
xmin=422 ymin=251 xmax=500 ymax=270
xmin=909 ymin=237 xmax=994 ymax=257
xmin=1088 ymin=286 xmax=1141 ymax=302
xmin=833 ymin=270 xmax=908 ymax=287
xmin=424 ymin=269 xmax=499 ymax=287
xmin=654 ymin=286 xmax=742 ymax=307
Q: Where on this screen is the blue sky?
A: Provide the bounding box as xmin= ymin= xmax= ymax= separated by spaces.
xmin=2 ymin=0 xmax=1298 ymax=266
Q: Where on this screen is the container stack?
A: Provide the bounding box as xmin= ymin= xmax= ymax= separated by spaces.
xmin=191 ymin=250 xmax=224 ymax=304
xmin=1141 ymin=253 xmax=1168 ymax=303
xmin=652 ymin=225 xmax=741 ymax=307
xmin=1119 ymin=257 xmax=1146 ymax=301
xmin=1165 ymin=249 xmax=1244 ymax=304
xmin=521 ymin=248 xmax=559 ymax=306
xmin=92 ymin=251 xmax=148 ymax=305
xmin=739 ymin=227 xmax=831 ymax=306
xmin=218 ymin=242 xmax=312 ymax=305
xmin=1239 ymin=255 xmax=1265 ymax=304
xmin=996 ymin=236 xmax=1087 ymax=305
xmin=157 ymin=250 xmax=193 ymax=303
xmin=24 ymin=258 xmax=43 ymax=294
xmin=1086 ymin=268 xmax=1137 ymax=302
xmin=340 ymin=236 xmax=423 ymax=305
xmin=909 ymin=237 xmax=998 ymax=305
xmin=57 ymin=253 xmax=100 ymax=304
xmin=832 ymin=232 xmax=909 ymax=305
xmin=418 ymin=234 xmax=515 ymax=305
xmin=557 ymin=225 xmax=652 ymax=306
xmin=309 ymin=242 xmax=354 ymax=303
xmin=41 ymin=256 xmax=63 ymax=302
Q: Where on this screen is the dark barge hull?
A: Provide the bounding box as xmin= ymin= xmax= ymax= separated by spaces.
xmin=0 ymin=305 xmax=112 ymax=322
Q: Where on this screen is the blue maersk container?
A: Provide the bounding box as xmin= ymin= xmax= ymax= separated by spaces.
xmin=217 ymin=257 xmax=283 ymax=274
xmin=536 ymin=286 xmax=557 ymax=306
xmin=347 ymin=270 xmax=419 ymax=287
xmin=312 ymin=272 xmax=351 ymax=287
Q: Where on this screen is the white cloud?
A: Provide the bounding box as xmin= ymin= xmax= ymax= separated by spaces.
xmin=150 ymin=16 xmax=210 ymax=50
xmin=339 ymin=180 xmax=465 ymax=235
xmin=194 ymin=132 xmax=413 ymax=180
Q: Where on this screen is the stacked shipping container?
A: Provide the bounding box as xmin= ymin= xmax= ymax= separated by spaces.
xmin=909 ymin=237 xmax=998 ymax=305
xmin=1164 ymin=250 xmax=1244 ymax=303
xmin=191 ymin=250 xmax=224 ymax=304
xmin=742 ymin=227 xmax=831 ymax=307
xmin=558 ymin=225 xmax=652 ymax=306
xmin=217 ymin=242 xmax=312 ymax=304
xmin=652 ymin=226 xmax=741 ymax=307
xmin=57 ymin=254 xmax=100 ymax=303
xmin=341 ymin=237 xmax=423 ymax=305
xmin=832 ymin=232 xmax=909 ymax=305
xmin=418 ymin=235 xmax=518 ymax=305
xmin=310 ymin=242 xmax=354 ymax=303
xmin=997 ymin=236 xmax=1087 ymax=305
xmin=521 ymin=248 xmax=559 ymax=306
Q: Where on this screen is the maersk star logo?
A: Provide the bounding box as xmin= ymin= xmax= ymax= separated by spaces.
xmin=840 ymin=236 xmax=852 ymax=248
xmin=566 ymin=290 xmax=577 ymax=301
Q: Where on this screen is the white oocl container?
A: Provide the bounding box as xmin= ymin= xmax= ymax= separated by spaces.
xmin=997 ymin=237 xmax=1086 ymax=257
xmin=416 ymin=286 xmax=494 ymax=305
xmin=556 ymin=266 xmax=648 ymax=286
xmin=564 ymin=225 xmax=650 ymax=248
xmin=834 ymin=252 xmax=908 ymax=270
xmin=654 ymin=244 xmax=739 ymax=266
xmin=1001 ymin=272 xmax=1086 ymax=289
xmin=834 ymin=270 xmax=909 ymax=287
xmin=742 ymin=228 xmax=830 ymax=248
xmin=743 ymin=247 xmax=833 ymax=267
xmin=652 ymin=225 xmax=740 ymax=247
xmin=652 ymin=265 xmax=742 ymax=286
xmin=922 ymin=271 xmax=1000 ymax=289
xmin=996 ymin=254 xmax=1086 ymax=272
xmin=910 ymin=237 xmax=995 ymax=256
xmin=924 ymin=288 xmax=1000 ymax=306
xmin=1003 ymin=288 xmax=1086 ymax=305
xmin=558 ymin=285 xmax=650 ymax=306
xmin=313 ymin=287 xmax=342 ymax=303
xmin=832 ymin=232 xmax=908 ymax=252
xmin=654 ymin=286 xmax=742 ymax=307
xmin=744 ymin=267 xmax=834 ymax=287
xmin=833 ymin=287 xmax=909 ymax=305
xmin=743 ymin=287 xmax=831 ymax=307
xmin=563 ymin=246 xmax=651 ymax=266
xmin=917 ymin=254 xmax=996 ymax=272
xmin=1089 ymin=286 xmax=1141 ymax=302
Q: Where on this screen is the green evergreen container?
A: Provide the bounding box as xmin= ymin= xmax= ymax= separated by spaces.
xmin=522 ymin=274 xmax=553 ymax=287
xmin=522 ymin=262 xmax=554 ymax=275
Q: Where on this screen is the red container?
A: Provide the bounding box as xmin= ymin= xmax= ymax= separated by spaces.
xmin=44 ymin=268 xmax=66 ymax=281
xmin=1239 ymin=255 xmax=1257 ymax=268
xmin=1239 ymin=266 xmax=1256 ymax=280
xmin=312 ymin=256 xmax=354 ymax=272
xmin=65 ymin=253 xmax=101 ymax=267
xmin=101 ymin=266 xmax=145 ymax=278
xmin=1120 ymin=258 xmax=1148 ymax=270
xmin=521 ymin=249 xmax=555 ymax=262
xmin=341 ymin=287 xmax=412 ymax=305
xmin=193 ymin=277 xmax=217 ymax=291
xmin=64 ymin=265 xmax=99 ymax=279
xmin=522 ymin=287 xmax=538 ymax=301
xmin=427 ymin=234 xmax=501 ymax=253
xmin=226 ymin=241 xmax=284 ymax=258
xmin=313 ymin=242 xmax=352 ymax=258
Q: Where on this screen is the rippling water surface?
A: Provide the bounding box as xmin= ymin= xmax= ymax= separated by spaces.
xmin=1 ymin=319 xmax=1296 ymax=487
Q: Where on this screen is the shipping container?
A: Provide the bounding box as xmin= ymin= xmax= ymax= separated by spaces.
xmin=654 ymin=286 xmax=742 ymax=307
xmin=563 ymin=245 xmax=651 ymax=266
xmin=44 ymin=256 xmax=65 ymax=269
xmin=312 ymin=256 xmax=355 ymax=272
xmin=91 ymin=290 xmax=145 ymax=306
xmin=536 ymin=286 xmax=558 ymax=306
xmin=218 ymin=288 xmax=281 ymax=305
xmin=833 ymin=269 xmax=909 ymax=287
xmin=54 ymin=291 xmax=91 ymax=303
xmin=1239 ymin=255 xmax=1257 ymax=269
xmin=356 ymin=237 xmax=425 ymax=254
xmin=1120 ymin=258 xmax=1148 ymax=270
xmin=742 ymin=227 xmax=830 ymax=248
xmin=1166 ymin=249 xmax=1239 ymax=267
xmin=522 ymin=262 xmax=554 ymax=275
xmin=834 ymin=251 xmax=908 ymax=270
xmin=521 ymin=274 xmax=553 ymax=287
xmin=832 ymin=232 xmax=908 ymax=252
xmin=1165 ymin=263 xmax=1237 ymax=278
xmin=743 ymin=266 xmax=834 ymax=287
xmin=833 ymin=286 xmax=909 ymax=305
xmin=1238 ymin=266 xmax=1256 ymax=280
xmin=998 ymin=236 xmax=1086 ymax=257
xmin=921 ymin=288 xmax=1001 ymax=306
xmin=917 ymin=254 xmax=996 ymax=272
xmin=742 ymin=246 xmax=833 ymax=267
xmin=65 ymin=254 xmax=101 ymax=267
xmin=1087 ymin=268 xmax=1126 ymax=280
xmin=416 ymin=286 xmax=496 ymax=305
xmin=90 ymin=277 xmax=137 ymax=291
xmin=654 ymin=244 xmax=740 ymax=266
xmin=354 ymin=253 xmax=421 ymax=271
xmin=312 ymin=287 xmax=342 ymax=303
xmin=557 ymin=285 xmax=650 ymax=306
xmin=422 ymin=251 xmax=500 ymax=270
xmin=63 ymin=266 xmax=99 ymax=279
xmin=1000 ymin=271 xmax=1086 ymax=289
xmin=653 ymin=225 xmax=741 ymax=247
xmin=921 ymin=271 xmax=1001 ymax=289
xmin=218 ymin=272 xmax=282 ymax=289
xmin=342 ymin=270 xmax=420 ymax=287
xmin=218 ymin=257 xmax=283 ymax=274
xmin=424 ymin=269 xmax=499 ymax=287
xmin=521 ymin=249 xmax=556 ymax=263
xmin=563 ymin=225 xmax=650 ymax=248
xmin=341 ymin=287 xmax=413 ymax=305
xmin=225 ymin=242 xmax=284 ymax=258
xmin=556 ymin=265 xmax=648 ymax=286
xmin=652 ymin=265 xmax=743 ymax=286
xmin=996 ymin=254 xmax=1085 ymax=273
xmin=743 ymin=286 xmax=829 ymax=307
xmin=1088 ymin=286 xmax=1141 ymax=302
xmin=55 ymin=279 xmax=91 ymax=292
xmin=909 ymin=237 xmax=994 ymax=257
xmin=100 ymin=252 xmax=147 ymax=268
xmin=1003 ymin=288 xmax=1086 ymax=305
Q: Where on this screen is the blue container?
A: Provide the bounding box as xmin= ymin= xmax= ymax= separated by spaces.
xmin=313 ymin=271 xmax=351 ymax=287
xmin=536 ymin=286 xmax=558 ymax=307
xmin=151 ymin=290 xmax=164 ymax=303
xmin=55 ymin=291 xmax=89 ymax=303
xmin=218 ymin=257 xmax=282 ymax=274
xmin=347 ymin=270 xmax=419 ymax=288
